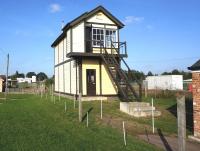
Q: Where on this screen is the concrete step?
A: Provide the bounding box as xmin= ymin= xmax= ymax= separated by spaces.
xmin=130 ymin=106 xmax=155 ymax=112
xmin=120 ymin=102 xmax=161 ymax=117
xmin=122 ymin=102 xmax=150 ymax=107
xmin=131 ymin=111 xmax=161 ymax=117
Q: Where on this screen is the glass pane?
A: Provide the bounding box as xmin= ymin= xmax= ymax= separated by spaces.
xmin=97 ymin=35 xmax=100 ymax=40
xmin=97 ymin=29 xmax=100 ymax=34
xmin=101 ymin=30 xmax=104 ymax=34
xmin=106 ymin=30 xmax=109 ymax=35
xmin=93 ymin=29 xmax=96 ymax=34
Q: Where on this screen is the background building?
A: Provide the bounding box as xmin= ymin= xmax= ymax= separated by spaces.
xmin=145 ymin=75 xmax=183 ymax=90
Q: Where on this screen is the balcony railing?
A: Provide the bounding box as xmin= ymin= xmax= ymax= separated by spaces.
xmin=85 ymin=40 xmax=127 ymax=57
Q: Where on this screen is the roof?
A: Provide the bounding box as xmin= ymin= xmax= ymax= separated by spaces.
xmin=51 ymin=5 xmax=124 ymax=47
xmin=188 ymin=59 xmax=200 ymax=71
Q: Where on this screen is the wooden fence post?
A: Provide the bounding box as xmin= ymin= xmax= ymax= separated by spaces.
xmin=177 ymin=95 xmax=186 ymax=151
xmin=74 ymin=94 xmax=76 ymax=109
xmin=87 ymin=111 xmax=89 ymax=127
xmin=123 ymin=121 xmax=126 ymax=146
xmin=79 ymin=93 xmax=82 ymax=122
xmin=151 ymin=98 xmax=155 ymax=134
xmin=101 ymin=98 xmax=103 ymax=119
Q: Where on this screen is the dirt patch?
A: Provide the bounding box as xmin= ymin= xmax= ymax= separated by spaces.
xmin=96 ymin=114 xmax=153 ymax=135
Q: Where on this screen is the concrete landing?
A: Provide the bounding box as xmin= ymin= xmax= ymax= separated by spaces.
xmin=120 ymin=102 xmax=161 ymax=117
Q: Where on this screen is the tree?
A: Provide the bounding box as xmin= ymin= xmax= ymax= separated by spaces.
xmin=172 ymin=69 xmax=180 ymax=75
xmin=129 ymin=70 xmax=145 ymax=81
xmin=147 ymin=71 xmax=153 ymax=76
xmin=36 ymin=72 xmax=48 ymax=81
xmin=26 ymin=72 xmax=36 ymax=78
xmin=162 ymin=71 xmax=171 ymax=75
xmin=45 ymin=75 xmax=54 ymax=87
xmin=9 ymin=71 xmax=25 ymax=80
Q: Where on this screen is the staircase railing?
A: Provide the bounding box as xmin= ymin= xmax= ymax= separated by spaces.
xmin=99 ymin=40 xmax=141 ymax=101
xmin=111 ymin=41 xmax=142 ymax=101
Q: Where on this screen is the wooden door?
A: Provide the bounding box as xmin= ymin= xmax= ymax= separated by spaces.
xmin=87 ymin=69 xmax=96 ymax=96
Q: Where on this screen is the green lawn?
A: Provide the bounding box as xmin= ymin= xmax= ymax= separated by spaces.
xmin=0 ymin=94 xmax=162 ymax=151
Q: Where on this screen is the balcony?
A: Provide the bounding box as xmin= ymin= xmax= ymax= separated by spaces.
xmin=67 ymin=40 xmax=127 ymax=58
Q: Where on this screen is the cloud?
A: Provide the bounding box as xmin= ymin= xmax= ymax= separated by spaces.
xmin=146 ymin=25 xmax=153 ymax=30
xmin=15 ymin=30 xmax=31 ymax=36
xmin=124 ymin=16 xmax=144 ymax=25
xmin=49 ymin=3 xmax=61 ymax=13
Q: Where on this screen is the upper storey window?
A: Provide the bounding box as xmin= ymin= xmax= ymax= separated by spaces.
xmin=105 ymin=30 xmax=116 ymax=47
xmin=92 ymin=28 xmax=117 ymax=47
xmin=92 ymin=28 xmax=104 ymax=47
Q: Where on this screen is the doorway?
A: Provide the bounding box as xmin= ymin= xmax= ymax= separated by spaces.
xmin=87 ymin=69 xmax=96 ymax=96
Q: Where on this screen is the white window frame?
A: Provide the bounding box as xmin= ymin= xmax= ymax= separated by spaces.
xmin=92 ymin=28 xmax=117 ymax=48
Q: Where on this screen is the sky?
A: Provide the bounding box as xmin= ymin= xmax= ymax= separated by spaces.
xmin=0 ymin=0 xmax=200 ymax=77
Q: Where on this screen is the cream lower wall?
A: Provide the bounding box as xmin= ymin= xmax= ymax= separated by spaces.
xmin=82 ymin=59 xmax=117 ymax=96
xmin=55 ymin=59 xmax=78 ymax=95
xmin=82 ymin=59 xmax=100 ymax=95
xmin=55 ymin=67 xmax=59 ymax=91
xmin=59 ymin=65 xmax=64 ymax=92
xmin=101 ymin=62 xmax=117 ymax=95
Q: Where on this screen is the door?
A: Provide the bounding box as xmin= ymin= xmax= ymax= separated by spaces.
xmin=85 ymin=27 xmax=92 ymax=52
xmin=87 ymin=69 xmax=96 ymax=96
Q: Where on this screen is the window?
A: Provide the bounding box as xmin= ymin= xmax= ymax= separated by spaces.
xmin=105 ymin=30 xmax=116 ymax=47
xmin=92 ymin=28 xmax=117 ymax=47
xmin=92 ymin=28 xmax=104 ymax=47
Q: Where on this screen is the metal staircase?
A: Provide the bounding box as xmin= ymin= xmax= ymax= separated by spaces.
xmin=100 ymin=41 xmax=142 ymax=102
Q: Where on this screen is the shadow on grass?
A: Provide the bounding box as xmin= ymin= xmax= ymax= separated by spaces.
xmin=157 ymin=128 xmax=173 ymax=151
xmin=167 ymin=97 xmax=193 ymax=133
xmin=82 ymin=107 xmax=93 ymax=122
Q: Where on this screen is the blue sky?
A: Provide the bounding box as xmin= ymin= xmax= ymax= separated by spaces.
xmin=0 ymin=0 xmax=200 ymax=77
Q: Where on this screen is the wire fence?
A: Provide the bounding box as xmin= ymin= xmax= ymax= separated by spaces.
xmin=0 ymin=90 xmax=196 ymax=150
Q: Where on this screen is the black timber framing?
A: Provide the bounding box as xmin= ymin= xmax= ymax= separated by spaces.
xmin=54 ymin=58 xmax=73 ymax=67
xmin=67 ymin=52 xmax=127 ymax=58
xmin=70 ymin=28 xmax=73 ymax=52
xmin=84 ymin=20 xmax=86 ymax=53
xmin=54 ymin=91 xmax=118 ymax=97
xmin=86 ymin=22 xmax=116 ymax=26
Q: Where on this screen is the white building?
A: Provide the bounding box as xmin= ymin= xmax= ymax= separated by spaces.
xmin=145 ymin=75 xmax=183 ymax=90
xmin=51 ymin=6 xmax=141 ymax=101
xmin=17 ymin=76 xmax=37 ymax=83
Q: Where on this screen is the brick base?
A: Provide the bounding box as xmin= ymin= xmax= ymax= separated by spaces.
xmin=192 ymin=71 xmax=200 ymax=139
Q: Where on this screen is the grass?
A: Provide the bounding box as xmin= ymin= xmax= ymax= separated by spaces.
xmin=0 ymin=94 xmax=162 ymax=151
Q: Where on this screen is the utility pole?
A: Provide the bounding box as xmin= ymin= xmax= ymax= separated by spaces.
xmin=5 ymin=53 xmax=9 ymax=97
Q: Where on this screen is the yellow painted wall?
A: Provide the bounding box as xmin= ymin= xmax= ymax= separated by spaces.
xmin=101 ymin=62 xmax=117 ymax=95
xmin=82 ymin=59 xmax=117 ymax=95
xmin=82 ymin=59 xmax=100 ymax=95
